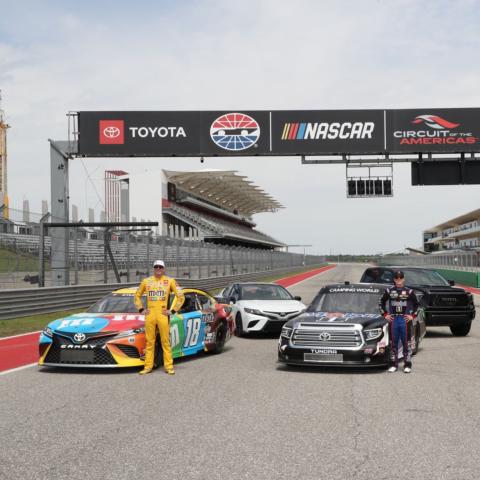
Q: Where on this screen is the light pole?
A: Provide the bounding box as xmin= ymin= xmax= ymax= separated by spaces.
xmin=285 ymin=244 xmax=312 ymax=266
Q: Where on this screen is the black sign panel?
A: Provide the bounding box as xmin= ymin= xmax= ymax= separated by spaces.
xmin=387 ymin=108 xmax=480 ymax=153
xmin=412 ymin=159 xmax=480 ymax=185
xmin=78 ymin=111 xmax=270 ymax=156
xmin=77 ymin=109 xmax=480 ymax=157
xmin=271 ymin=110 xmax=385 ymax=155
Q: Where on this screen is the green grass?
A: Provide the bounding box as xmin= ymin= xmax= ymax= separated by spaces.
xmin=0 ymin=264 xmax=328 ymax=338
xmin=0 ymin=246 xmax=45 ymax=272
xmin=0 ymin=309 xmax=83 ymax=338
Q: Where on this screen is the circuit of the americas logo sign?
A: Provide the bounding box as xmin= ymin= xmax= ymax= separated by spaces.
xmin=394 ymin=114 xmax=477 ymax=146
xmin=210 ymin=113 xmax=260 ymax=151
xmin=281 ymin=122 xmax=375 ymax=140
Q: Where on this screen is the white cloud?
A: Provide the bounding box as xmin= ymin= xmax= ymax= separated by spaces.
xmin=2 ymin=0 xmax=480 ymax=254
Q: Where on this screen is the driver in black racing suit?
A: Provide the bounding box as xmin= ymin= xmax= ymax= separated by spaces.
xmin=379 ymin=270 xmax=419 ymax=373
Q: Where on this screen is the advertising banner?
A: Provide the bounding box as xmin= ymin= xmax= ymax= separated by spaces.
xmin=78 ymin=111 xmax=270 ymax=156
xmin=77 ymin=109 xmax=480 ymax=157
xmin=386 ymin=108 xmax=480 ymax=153
xmin=270 ymin=110 xmax=385 ymax=155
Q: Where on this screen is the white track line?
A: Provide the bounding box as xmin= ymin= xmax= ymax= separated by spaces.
xmin=0 ymin=363 xmax=37 ymax=376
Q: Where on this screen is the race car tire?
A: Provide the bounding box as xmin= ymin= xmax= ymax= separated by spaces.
xmin=450 ymin=321 xmax=472 ymax=337
xmin=211 ymin=322 xmax=227 ymax=354
xmin=235 ymin=313 xmax=245 ymax=337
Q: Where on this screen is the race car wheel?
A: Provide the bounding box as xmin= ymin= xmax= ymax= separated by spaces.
xmin=450 ymin=321 xmax=472 ymax=337
xmin=153 ymin=331 xmax=162 ymax=369
xmin=235 ymin=313 xmax=245 ymax=337
xmin=211 ymin=322 xmax=227 ymax=354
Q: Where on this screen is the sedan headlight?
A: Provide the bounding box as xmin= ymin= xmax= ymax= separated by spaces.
xmin=114 ymin=328 xmax=145 ymax=339
xmin=364 ymin=327 xmax=382 ymax=341
xmin=281 ymin=326 xmax=293 ymax=339
xmin=43 ymin=327 xmax=53 ymax=337
xmin=244 ymin=307 xmax=264 ymax=316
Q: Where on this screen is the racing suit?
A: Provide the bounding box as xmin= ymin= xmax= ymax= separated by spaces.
xmin=379 ymin=287 xmax=419 ymax=369
xmin=134 ymin=275 xmax=184 ymax=371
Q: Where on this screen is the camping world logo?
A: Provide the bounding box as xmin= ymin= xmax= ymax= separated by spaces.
xmin=412 ymin=115 xmax=460 ymax=130
xmin=210 ymin=113 xmax=260 ymax=151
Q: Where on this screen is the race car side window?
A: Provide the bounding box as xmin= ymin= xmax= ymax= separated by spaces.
xmin=197 ymin=294 xmax=213 ymax=310
xmin=179 ymin=293 xmax=199 ymax=314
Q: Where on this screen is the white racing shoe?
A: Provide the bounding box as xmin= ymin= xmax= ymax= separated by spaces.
xmin=404 ymin=367 xmax=412 ymax=374
xmin=388 ymin=366 xmax=397 ymax=373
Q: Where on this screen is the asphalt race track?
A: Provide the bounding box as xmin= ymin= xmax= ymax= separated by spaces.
xmin=1 ymin=264 xmax=480 ymax=480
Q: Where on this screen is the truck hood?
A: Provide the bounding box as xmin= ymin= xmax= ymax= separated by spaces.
xmin=284 ymin=311 xmax=386 ymax=329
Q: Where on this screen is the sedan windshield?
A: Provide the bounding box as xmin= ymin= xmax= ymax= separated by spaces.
xmin=87 ymin=294 xmax=146 ymax=313
xmin=308 ymin=292 xmax=381 ymax=314
xmin=239 ymin=284 xmax=293 ymax=301
xmin=402 ymin=270 xmax=449 ymax=286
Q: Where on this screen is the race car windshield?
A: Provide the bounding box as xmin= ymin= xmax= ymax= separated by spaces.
xmin=308 ymin=292 xmax=381 ymax=314
xmin=402 ymin=270 xmax=449 ymax=286
xmin=87 ymin=294 xmax=146 ymax=313
xmin=239 ymin=284 xmax=294 ymax=300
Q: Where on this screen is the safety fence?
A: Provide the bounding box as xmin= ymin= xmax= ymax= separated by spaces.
xmin=0 ymin=264 xmax=327 ymax=320
xmin=376 ymin=251 xmax=480 ymax=272
xmin=0 ymin=231 xmax=325 ymax=289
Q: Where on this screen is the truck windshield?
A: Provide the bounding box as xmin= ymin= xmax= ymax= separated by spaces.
xmin=308 ymin=292 xmax=381 ymax=314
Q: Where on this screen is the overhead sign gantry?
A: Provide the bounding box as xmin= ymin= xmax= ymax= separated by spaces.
xmin=49 ymin=107 xmax=480 ymax=285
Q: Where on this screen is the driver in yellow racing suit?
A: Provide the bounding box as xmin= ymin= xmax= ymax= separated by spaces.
xmin=134 ymin=260 xmax=184 ymax=375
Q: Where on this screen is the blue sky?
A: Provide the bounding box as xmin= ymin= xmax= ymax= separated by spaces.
xmin=1 ymin=0 xmax=480 ymax=254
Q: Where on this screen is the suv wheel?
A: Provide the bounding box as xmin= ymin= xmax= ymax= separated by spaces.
xmin=450 ymin=321 xmax=472 ymax=337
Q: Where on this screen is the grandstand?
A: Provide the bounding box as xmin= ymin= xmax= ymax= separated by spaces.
xmin=161 ymin=170 xmax=285 ymax=249
xmin=0 ymin=169 xmax=319 ymax=286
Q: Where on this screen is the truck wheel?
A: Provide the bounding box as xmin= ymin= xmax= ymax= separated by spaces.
xmin=450 ymin=321 xmax=472 ymax=337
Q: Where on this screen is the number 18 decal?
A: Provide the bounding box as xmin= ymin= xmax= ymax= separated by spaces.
xmin=184 ymin=317 xmax=202 ymax=347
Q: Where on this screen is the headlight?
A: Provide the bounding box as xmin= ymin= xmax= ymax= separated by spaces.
xmin=281 ymin=326 xmax=293 ymax=339
xmin=43 ymin=327 xmax=53 ymax=337
xmin=244 ymin=307 xmax=264 ymax=316
xmin=364 ymin=327 xmax=382 ymax=341
xmin=114 ymin=328 xmax=145 ymax=339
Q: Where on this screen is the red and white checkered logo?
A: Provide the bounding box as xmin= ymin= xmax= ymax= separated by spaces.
xmin=99 ymin=120 xmax=125 ymax=144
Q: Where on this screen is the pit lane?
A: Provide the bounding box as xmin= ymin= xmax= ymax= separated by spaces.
xmin=1 ymin=263 xmax=480 ymax=480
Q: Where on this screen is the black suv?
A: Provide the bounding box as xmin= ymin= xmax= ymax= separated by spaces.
xmin=360 ymin=267 xmax=475 ymax=336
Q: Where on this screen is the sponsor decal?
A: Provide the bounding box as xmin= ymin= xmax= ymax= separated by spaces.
xmin=394 ymin=114 xmax=478 ymax=146
xmin=100 ymin=120 xmax=125 ymax=145
xmin=281 ymin=122 xmax=375 ymax=141
xmin=210 ymin=113 xmax=260 ymax=151
xmin=311 ymin=348 xmax=338 ymax=354
xmin=328 ymin=287 xmax=380 ymax=293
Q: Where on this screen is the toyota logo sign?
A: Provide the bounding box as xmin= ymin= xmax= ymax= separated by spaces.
xmin=319 ymin=332 xmax=331 ymax=341
xmin=73 ymin=332 xmax=86 ymax=343
xmin=103 ymin=126 xmax=121 ymax=138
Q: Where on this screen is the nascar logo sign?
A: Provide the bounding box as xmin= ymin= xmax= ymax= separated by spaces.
xmin=210 ymin=113 xmax=260 ymax=151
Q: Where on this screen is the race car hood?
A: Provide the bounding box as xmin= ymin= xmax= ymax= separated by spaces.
xmin=284 ymin=311 xmax=387 ymax=329
xmin=47 ymin=312 xmax=145 ymax=334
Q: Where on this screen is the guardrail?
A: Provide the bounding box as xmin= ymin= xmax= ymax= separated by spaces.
xmin=0 ymin=264 xmax=326 ymax=320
